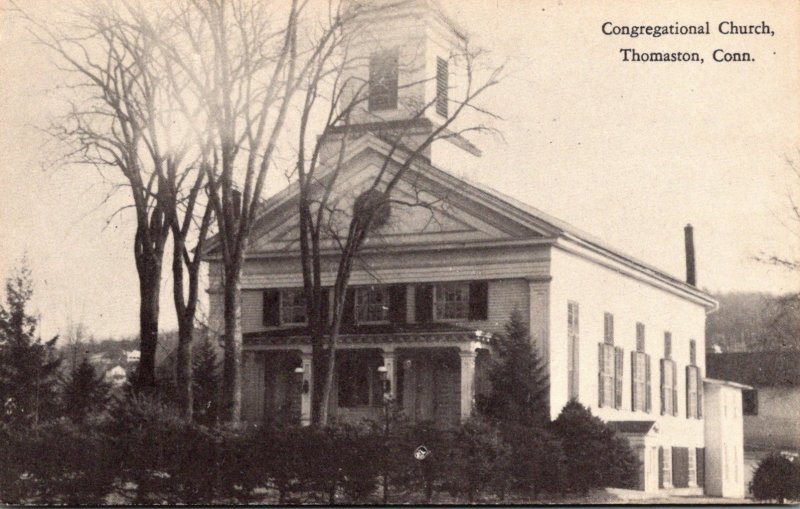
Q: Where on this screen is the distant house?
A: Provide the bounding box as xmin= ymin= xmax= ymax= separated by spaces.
xmin=104 ymin=365 xmax=127 ymax=387
xmin=706 ymin=351 xmax=800 ymax=453
xmin=125 ymin=350 xmax=140 ymax=364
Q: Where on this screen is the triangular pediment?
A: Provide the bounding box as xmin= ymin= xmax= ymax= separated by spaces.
xmin=245 ymin=146 xmax=552 ymax=255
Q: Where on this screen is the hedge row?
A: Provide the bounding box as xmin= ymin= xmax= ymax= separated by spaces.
xmin=0 ymin=397 xmax=638 ymax=505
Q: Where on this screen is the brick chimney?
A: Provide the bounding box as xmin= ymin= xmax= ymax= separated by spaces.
xmin=684 ymin=224 xmax=696 ymax=286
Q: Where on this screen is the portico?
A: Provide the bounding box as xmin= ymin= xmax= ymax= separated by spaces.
xmin=241 ymin=330 xmax=491 ymax=426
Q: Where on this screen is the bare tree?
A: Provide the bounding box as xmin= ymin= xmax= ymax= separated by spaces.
xmin=752 ymin=149 xmax=800 ymax=351
xmin=290 ymin=3 xmax=503 ymax=424
xmin=149 ymin=0 xmax=350 ymax=423
xmin=26 ymin=3 xmax=179 ymax=391
xmin=24 ymin=2 xmax=218 ymax=411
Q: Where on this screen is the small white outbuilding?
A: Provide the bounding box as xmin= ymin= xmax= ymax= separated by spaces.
xmin=703 ymin=378 xmax=751 ymax=498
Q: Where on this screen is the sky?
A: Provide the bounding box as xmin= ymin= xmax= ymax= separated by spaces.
xmin=0 ymin=0 xmax=798 ymax=341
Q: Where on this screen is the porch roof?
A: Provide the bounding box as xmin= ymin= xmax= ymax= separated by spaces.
xmin=243 ymin=323 xmax=493 ymax=348
xmin=607 ymin=420 xmax=657 ymax=436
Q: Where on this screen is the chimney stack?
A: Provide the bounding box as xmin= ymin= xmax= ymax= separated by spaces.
xmin=684 ymin=224 xmax=696 ymax=286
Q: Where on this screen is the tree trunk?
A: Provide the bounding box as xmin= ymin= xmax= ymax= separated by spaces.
xmin=137 ymin=264 xmax=161 ymax=391
xmin=221 ymin=267 xmax=243 ymax=424
xmin=176 ymin=315 xmax=194 ymax=420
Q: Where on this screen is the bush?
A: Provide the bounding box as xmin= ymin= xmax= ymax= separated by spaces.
xmin=551 ymin=400 xmax=639 ymax=494
xmin=750 ymin=453 xmax=800 ymax=503
xmin=499 ymin=421 xmax=565 ymax=499
xmin=0 ymin=420 xmax=115 ymax=505
xmin=397 ymin=421 xmax=454 ymax=503
xmin=443 ymin=417 xmax=510 ymax=503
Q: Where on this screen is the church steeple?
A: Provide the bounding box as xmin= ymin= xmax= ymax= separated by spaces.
xmin=332 ymin=0 xmax=481 ymax=165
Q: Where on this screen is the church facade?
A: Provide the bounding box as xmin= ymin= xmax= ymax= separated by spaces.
xmin=205 ymin=0 xmax=742 ymax=496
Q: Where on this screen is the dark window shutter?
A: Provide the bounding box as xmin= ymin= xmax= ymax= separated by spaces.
xmin=389 ymin=284 xmax=407 ymax=324
xmin=660 ymin=359 xmax=666 ymax=415
xmin=631 ymin=351 xmax=637 ymax=411
xmin=468 ymin=281 xmax=488 ymax=321
xmin=415 ymin=284 xmax=433 ymax=323
xmin=672 ymin=360 xmax=678 ymax=416
xmin=342 ymin=288 xmax=356 ymax=325
xmin=673 ymin=447 xmax=689 ymax=488
xmin=263 ymin=290 xmax=280 ymax=326
xmin=598 ymin=342 xmax=605 ymax=407
xmin=686 ymin=365 xmax=691 ymax=419
xmin=697 ymin=367 xmax=703 ymax=418
xmin=658 ymin=447 xmax=664 ymax=489
xmin=320 ymin=288 xmax=330 ymax=325
xmin=645 ymin=354 xmax=652 ymax=413
xmin=436 ymin=57 xmax=448 ymax=117
xmin=614 ymin=346 xmax=623 ymax=409
xmin=696 ymin=448 xmax=705 ymax=487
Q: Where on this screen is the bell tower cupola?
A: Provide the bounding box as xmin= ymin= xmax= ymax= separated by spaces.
xmin=333 ymin=0 xmax=482 ymax=166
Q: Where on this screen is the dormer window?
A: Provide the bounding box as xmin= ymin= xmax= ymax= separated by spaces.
xmin=369 ymin=49 xmax=399 ymax=111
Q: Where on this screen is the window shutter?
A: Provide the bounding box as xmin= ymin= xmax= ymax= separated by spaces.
xmin=415 ymin=284 xmax=433 ymax=323
xmin=631 ymin=351 xmax=637 ymax=411
xmin=672 ymin=360 xmax=678 ymax=416
xmin=263 ymin=290 xmax=280 ymax=326
xmin=660 ymin=359 xmax=666 ymax=415
xmin=696 ymin=367 xmax=703 ymax=418
xmin=598 ymin=342 xmax=605 ymax=407
xmin=435 ymin=56 xmax=448 ymax=117
xmin=342 ymin=288 xmax=356 ymax=325
xmin=468 ymin=281 xmax=489 ymax=320
xmin=389 ymin=284 xmax=407 ymax=324
xmin=658 ymin=447 xmax=665 ymax=489
xmin=696 ymin=448 xmax=705 ymax=487
xmin=686 ymin=365 xmax=691 ymax=419
xmin=614 ymin=346 xmax=623 ymax=409
xmin=645 ymin=354 xmax=652 ymax=413
xmin=320 ymin=288 xmax=330 ymax=325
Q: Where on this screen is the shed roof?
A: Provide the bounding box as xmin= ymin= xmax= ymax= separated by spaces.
xmin=706 ymin=351 xmax=800 ymax=387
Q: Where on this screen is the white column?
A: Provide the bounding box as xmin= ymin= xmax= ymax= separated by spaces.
xmin=300 ymin=351 xmax=313 ymax=426
xmin=459 ymin=349 xmax=476 ymax=422
xmin=382 ymin=349 xmax=397 ymax=402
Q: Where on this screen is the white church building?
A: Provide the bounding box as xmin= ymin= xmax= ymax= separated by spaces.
xmin=206 ymin=0 xmax=746 ymax=496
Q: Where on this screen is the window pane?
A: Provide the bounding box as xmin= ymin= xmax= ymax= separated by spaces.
xmin=280 ymin=289 xmax=307 ymax=324
xmin=356 ymin=286 xmax=390 ymax=323
xmin=434 ymin=283 xmax=469 ymax=320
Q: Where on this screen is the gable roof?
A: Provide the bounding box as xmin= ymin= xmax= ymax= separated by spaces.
xmin=205 ymin=132 xmax=716 ymax=308
xmin=706 ymin=351 xmax=800 ymax=387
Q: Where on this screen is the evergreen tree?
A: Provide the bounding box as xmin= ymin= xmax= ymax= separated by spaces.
xmin=551 ymin=400 xmax=639 ymax=493
xmin=478 ymin=310 xmax=550 ymax=426
xmin=0 ymin=261 xmax=61 ymax=426
xmin=61 ymin=357 xmax=111 ymax=423
xmin=192 ymin=338 xmax=219 ymax=425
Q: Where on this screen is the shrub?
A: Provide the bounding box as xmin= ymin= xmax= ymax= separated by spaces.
xmin=0 ymin=420 xmax=115 ymax=505
xmin=551 ymin=400 xmax=639 ymax=494
xmin=399 ymin=421 xmax=454 ymax=503
xmin=499 ymin=421 xmax=565 ymax=499
xmin=477 ymin=310 xmax=549 ymax=427
xmin=443 ymin=417 xmax=510 ymax=503
xmin=750 ymin=453 xmax=800 ymax=503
